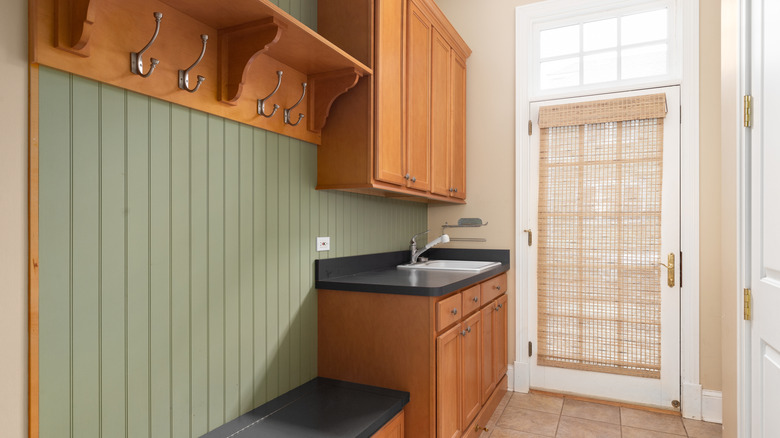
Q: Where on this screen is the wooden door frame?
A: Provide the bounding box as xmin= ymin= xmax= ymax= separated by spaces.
xmin=512 ymin=0 xmax=703 ymax=418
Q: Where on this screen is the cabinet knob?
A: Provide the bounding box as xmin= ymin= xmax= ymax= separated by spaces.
xmin=475 ymin=425 xmax=489 ymax=432
xmin=411 ymin=176 xmax=416 ymax=182
xmin=451 ymin=308 xmax=458 ymax=316
xmin=495 ymin=303 xmax=503 ymax=311
xmin=466 ymin=326 xmax=471 ymax=333
xmin=494 ymin=285 xmax=501 ymax=291
xmin=404 ymin=173 xmax=410 ymax=180
xmin=472 ymin=297 xmax=479 ymax=303
xmin=453 ymin=188 xmax=458 ymax=193
xmin=461 ymin=330 xmax=467 ymax=336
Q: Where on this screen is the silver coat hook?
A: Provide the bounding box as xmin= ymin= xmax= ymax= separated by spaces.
xmin=178 ymin=34 xmax=208 ymax=93
xmin=284 ymin=82 xmax=307 ymax=126
xmin=130 ymin=12 xmax=163 ymax=78
xmin=258 ymin=71 xmax=283 ymax=117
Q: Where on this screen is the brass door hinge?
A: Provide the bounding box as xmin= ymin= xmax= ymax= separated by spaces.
xmin=528 ymin=341 xmax=533 ymax=357
xmin=744 ymin=288 xmax=752 ymax=320
xmin=528 ymin=120 xmax=533 ymax=136
xmin=523 ymin=229 xmax=532 ymax=246
xmin=744 ymin=95 xmax=752 ymax=128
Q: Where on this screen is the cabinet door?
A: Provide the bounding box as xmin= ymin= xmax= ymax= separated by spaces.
xmin=437 ymin=325 xmax=462 ymax=438
xmin=449 ymin=51 xmax=467 ymax=199
xmin=493 ymin=294 xmax=508 ymax=384
xmin=375 ymin=0 xmax=407 ymax=186
xmin=430 ymin=28 xmax=451 ymax=197
xmin=372 ymin=410 xmax=404 ymax=438
xmin=461 ymin=312 xmax=482 ymax=430
xmin=480 ymin=305 xmax=495 ymax=405
xmin=406 ymin=0 xmax=431 ymax=192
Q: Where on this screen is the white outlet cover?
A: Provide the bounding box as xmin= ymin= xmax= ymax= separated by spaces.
xmin=316 ymin=237 xmax=330 ymax=252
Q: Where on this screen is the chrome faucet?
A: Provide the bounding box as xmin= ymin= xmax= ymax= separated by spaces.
xmin=409 ymin=230 xmax=450 ymax=264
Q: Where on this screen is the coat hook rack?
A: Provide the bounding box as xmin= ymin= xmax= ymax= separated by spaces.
xmin=178 ymin=34 xmax=208 ymax=93
xmin=258 ymin=71 xmax=283 ymax=118
xmin=130 ymin=12 xmax=163 ymax=78
xmin=284 ymin=82 xmax=307 ymax=126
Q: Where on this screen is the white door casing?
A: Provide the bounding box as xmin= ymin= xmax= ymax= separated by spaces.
xmin=527 ymin=87 xmax=681 ymax=408
xmin=747 ymin=0 xmax=780 ymax=435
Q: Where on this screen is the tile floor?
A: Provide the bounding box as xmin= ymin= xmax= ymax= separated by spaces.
xmin=480 ymin=392 xmax=722 ymax=438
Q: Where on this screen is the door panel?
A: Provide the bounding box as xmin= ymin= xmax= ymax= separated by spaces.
xmin=450 ymin=52 xmax=467 ymax=199
xmin=750 ymin=0 xmax=780 ymax=433
xmin=528 ymin=87 xmax=681 ymax=407
xmin=480 ymin=305 xmax=494 ymax=404
xmin=461 ymin=312 xmax=482 ymax=429
xmin=430 ymin=28 xmax=451 ymax=197
xmin=406 ymin=0 xmax=431 ymax=192
xmin=437 ymin=325 xmax=461 ymax=438
xmin=374 ymin=0 xmax=406 ymax=186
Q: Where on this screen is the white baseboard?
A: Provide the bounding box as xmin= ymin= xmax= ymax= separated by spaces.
xmin=701 ymin=390 xmax=723 ymax=424
xmin=513 ymin=361 xmax=529 ymax=393
xmin=506 ymin=364 xmax=514 ymax=392
xmin=682 ymin=382 xmax=703 ymax=419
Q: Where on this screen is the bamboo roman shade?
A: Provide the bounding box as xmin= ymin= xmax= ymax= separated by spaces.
xmin=536 ymin=93 xmax=667 ymax=378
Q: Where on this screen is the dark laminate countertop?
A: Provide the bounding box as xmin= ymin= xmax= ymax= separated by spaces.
xmin=201 ymin=378 xmax=409 ymax=438
xmin=315 ymin=249 xmax=510 ymax=297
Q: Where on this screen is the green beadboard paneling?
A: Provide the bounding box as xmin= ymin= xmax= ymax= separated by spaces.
xmin=38 ymin=62 xmax=426 ymax=437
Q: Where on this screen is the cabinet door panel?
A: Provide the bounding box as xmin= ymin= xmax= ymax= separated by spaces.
xmin=449 ymin=52 xmax=467 ymax=199
xmin=437 ymin=325 xmax=462 ymax=438
xmin=375 ymin=0 xmax=406 ymax=186
xmin=461 ymin=312 xmax=482 ymax=429
xmin=406 ymin=0 xmax=431 ymax=192
xmin=494 ymin=294 xmax=508 ymax=383
xmin=480 ymin=305 xmax=495 ymax=405
xmin=430 ymin=28 xmax=451 ymax=196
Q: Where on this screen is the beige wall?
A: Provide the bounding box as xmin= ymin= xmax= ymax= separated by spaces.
xmin=719 ymin=0 xmax=739 ymax=435
xmin=0 ymin=0 xmax=29 ymax=436
xmin=431 ymin=0 xmax=725 ymax=395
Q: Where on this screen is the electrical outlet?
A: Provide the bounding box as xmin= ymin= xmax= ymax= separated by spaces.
xmin=316 ymin=237 xmax=330 ymax=252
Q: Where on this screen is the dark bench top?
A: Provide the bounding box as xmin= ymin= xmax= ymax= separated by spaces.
xmin=201 ymin=378 xmax=410 ymax=438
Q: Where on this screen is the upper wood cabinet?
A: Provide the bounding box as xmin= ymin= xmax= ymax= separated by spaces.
xmin=318 ymin=0 xmax=471 ymax=203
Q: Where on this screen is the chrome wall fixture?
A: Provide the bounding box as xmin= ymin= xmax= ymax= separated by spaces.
xmin=130 ymin=12 xmax=163 ymax=78
xmin=257 ymin=71 xmax=283 ymax=117
xmin=284 ymin=82 xmax=307 ymax=126
xmin=178 ymin=34 xmax=208 ymax=93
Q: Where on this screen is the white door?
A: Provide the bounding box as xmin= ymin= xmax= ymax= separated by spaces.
xmin=748 ymin=0 xmax=780 ymax=435
xmin=527 ymin=87 xmax=681 ymax=408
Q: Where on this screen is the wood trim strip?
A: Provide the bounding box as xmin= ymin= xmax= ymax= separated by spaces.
xmin=28 ymin=62 xmax=40 ymax=438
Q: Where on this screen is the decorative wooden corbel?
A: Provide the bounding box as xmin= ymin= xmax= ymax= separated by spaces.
xmin=218 ymin=17 xmax=283 ymax=105
xmin=54 ymin=0 xmax=98 ymax=56
xmin=307 ymin=68 xmax=362 ymax=132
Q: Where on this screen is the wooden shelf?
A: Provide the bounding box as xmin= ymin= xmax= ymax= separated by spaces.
xmin=32 ymin=0 xmax=372 ymax=144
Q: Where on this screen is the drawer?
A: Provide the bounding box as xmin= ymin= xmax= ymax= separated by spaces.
xmin=462 ymin=285 xmax=481 ymax=316
xmin=436 ymin=293 xmax=462 ymax=332
xmin=481 ymin=273 xmax=507 ymax=304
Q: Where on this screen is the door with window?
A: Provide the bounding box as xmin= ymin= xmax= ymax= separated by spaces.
xmin=527 ymin=87 xmax=680 ymax=407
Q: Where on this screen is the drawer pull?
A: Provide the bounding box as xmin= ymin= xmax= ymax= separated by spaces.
xmin=494 ymin=285 xmax=501 ymax=291
xmin=451 ymin=308 xmax=458 ymax=316
xmin=472 ymin=297 xmax=479 ymax=303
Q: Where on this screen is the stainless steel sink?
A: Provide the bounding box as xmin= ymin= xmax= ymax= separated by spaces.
xmin=397 ymin=260 xmax=501 ymax=272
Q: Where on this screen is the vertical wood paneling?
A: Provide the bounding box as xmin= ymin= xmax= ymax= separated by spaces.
xmin=206 ymin=115 xmax=225 ymax=430
xmin=126 ymin=91 xmax=152 ymax=438
xmin=38 ymin=67 xmax=72 ymax=438
xmin=223 ymin=121 xmax=240 ymax=420
xmin=149 ymin=99 xmax=172 ymax=438
xmin=189 ymin=110 xmax=209 ymax=437
xmin=98 ymin=84 xmax=127 ymax=438
xmin=70 ymin=75 xmax=101 ymax=438
xmin=38 ymin=65 xmax=427 ymax=438
xmin=170 ymin=105 xmax=192 ymax=438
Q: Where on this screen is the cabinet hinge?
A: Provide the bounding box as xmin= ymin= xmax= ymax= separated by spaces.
xmin=744 ymin=95 xmax=752 ymax=128
xmin=528 ymin=341 xmax=533 ymax=357
xmin=528 ymin=120 xmax=533 ymax=136
xmin=744 ymin=288 xmax=752 ymax=321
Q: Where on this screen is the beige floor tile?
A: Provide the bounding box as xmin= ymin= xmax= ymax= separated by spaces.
xmin=486 ymin=426 xmax=549 ymax=438
xmin=497 ymin=406 xmax=560 ymax=437
xmin=622 ymin=425 xmax=690 ymax=437
xmin=561 ymin=399 xmax=621 ymax=424
xmin=621 ymin=408 xmax=687 ymax=436
xmin=555 ymin=416 xmax=621 ymax=438
xmin=506 ymin=392 xmax=564 ymax=415
xmin=683 ymin=418 xmax=723 ymax=438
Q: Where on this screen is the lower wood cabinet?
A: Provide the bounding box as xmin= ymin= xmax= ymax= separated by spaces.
xmin=373 ymin=411 xmax=405 ymax=438
xmin=318 ymin=272 xmax=508 ymax=438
